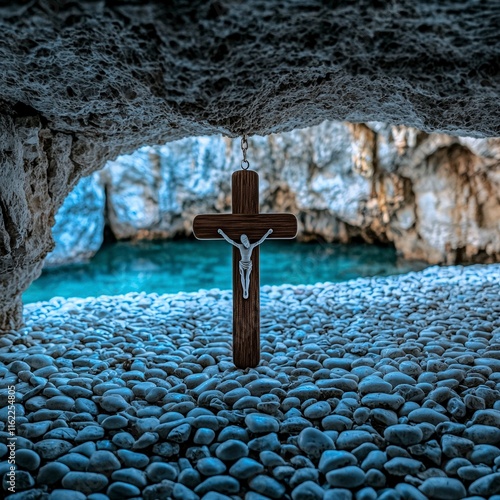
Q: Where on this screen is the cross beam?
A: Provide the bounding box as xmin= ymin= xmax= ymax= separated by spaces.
xmin=193 ymin=170 xmax=297 ymax=368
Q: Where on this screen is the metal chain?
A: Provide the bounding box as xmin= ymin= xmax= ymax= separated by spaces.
xmin=241 ymin=135 xmax=250 ymax=170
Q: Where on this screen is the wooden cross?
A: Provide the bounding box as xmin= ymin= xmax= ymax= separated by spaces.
xmin=193 ymin=169 xmax=297 ymax=368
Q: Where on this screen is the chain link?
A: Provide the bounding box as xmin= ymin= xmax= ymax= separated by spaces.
xmin=241 ymin=135 xmax=250 ymax=170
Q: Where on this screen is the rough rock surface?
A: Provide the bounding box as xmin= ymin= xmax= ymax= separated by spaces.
xmin=1 ymin=1 xmax=500 ymax=139
xmin=0 ymin=115 xmax=104 ymax=330
xmin=52 ymin=122 xmax=500 ymax=265
xmin=0 ymin=116 xmax=75 ymax=330
xmin=1 ymin=0 xmax=500 ymax=327
xmin=45 ymin=172 xmax=105 ymax=267
xmin=1 ymin=264 xmax=500 ymax=498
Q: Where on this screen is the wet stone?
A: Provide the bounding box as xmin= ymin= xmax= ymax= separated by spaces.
xmin=194 ymin=475 xmax=240 ymax=495
xmin=442 ymin=434 xmax=475 ymax=457
xmin=361 ymin=451 xmax=387 ymax=472
xmin=8 ymin=262 xmax=500 ymax=500
xmin=37 ymin=462 xmax=71 ymax=485
xmin=6 ymin=470 xmax=34 ymax=490
xmin=319 ymin=450 xmax=358 ymax=474
xmin=419 ymin=477 xmax=467 ymax=500
xmin=61 ymin=471 xmax=109 ymax=495
xmin=245 ymin=413 xmax=280 ymax=434
xmin=469 ymin=444 xmax=500 ymax=465
xmin=288 ymin=384 xmax=320 ymax=402
xmin=281 ymin=416 xmax=313 ymax=433
xmin=75 ymin=426 xmax=105 ymax=442
xmin=359 ymin=376 xmax=393 ymax=395
xmin=116 ymin=449 xmax=150 ymax=468
xmin=384 ymin=424 xmax=423 ymax=447
xmin=469 ymin=472 xmax=500 ymax=496
xmin=34 ymin=439 xmax=73 ymax=459
xmin=229 ymin=457 xmax=264 ymax=480
xmin=361 ymin=393 xmax=405 ymax=410
xmin=45 ymin=427 xmax=78 ymax=441
xmin=215 ymin=439 xmax=249 ymax=461
xmin=194 ymin=427 xmax=216 ymax=445
xmin=371 ymin=408 xmax=398 ymax=427
xmin=58 ymin=453 xmax=90 ymax=471
xmin=146 ymin=462 xmax=178 ymax=482
xmin=102 ymin=415 xmax=128 ymax=430
xmin=112 ymin=431 xmax=135 ymax=449
xmin=304 ymin=401 xmax=331 ymax=419
xmin=172 ymin=483 xmax=199 ymax=500
xmin=50 ymin=490 xmax=87 ymax=500
xmin=134 ymin=431 xmax=160 ymax=449
xmin=25 ymin=354 xmax=54 ymax=369
xmin=106 ymin=481 xmax=141 ymax=499
xmin=245 ymin=378 xmax=282 ymax=396
xmin=298 ymin=427 xmax=335 ymax=458
xmin=218 ymin=426 xmax=249 ymax=442
xmin=289 ymin=467 xmax=319 ymax=488
xmin=326 ymin=465 xmax=366 ymax=488
xmin=457 ymin=464 xmax=492 ymax=481
xmin=260 ymin=451 xmax=286 ymax=467
xmin=15 ymin=448 xmax=40 ymax=471
xmin=100 ymin=394 xmax=129 ymax=412
xmin=46 ymin=396 xmax=75 ymax=411
xmin=464 ymin=425 xmax=500 ymax=444
xmin=18 ymin=421 xmax=51 ymax=439
xmin=384 ymin=457 xmax=424 ymax=476
xmin=178 ymin=468 xmax=201 ymax=489
xmin=408 ymin=408 xmax=450 ymax=425
xmin=248 ymin=432 xmax=281 ymax=452
xmin=322 ymin=415 xmax=353 ymax=432
xmin=337 ymin=430 xmax=373 ymax=450
xmin=249 ymin=474 xmax=286 ymax=499
xmin=197 ymin=457 xmax=227 ymax=476
xmin=87 ymin=450 xmax=121 ymax=473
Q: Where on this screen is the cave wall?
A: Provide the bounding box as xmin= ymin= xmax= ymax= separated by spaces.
xmin=2 ymin=0 xmax=500 ymax=328
xmin=0 ymin=114 xmax=111 ymax=329
xmin=0 ymin=115 xmax=71 ymax=329
xmin=47 ymin=122 xmax=500 ymax=268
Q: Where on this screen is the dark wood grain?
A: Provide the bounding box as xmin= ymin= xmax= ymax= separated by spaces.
xmin=232 ymin=169 xmax=259 ymax=214
xmin=192 ymin=213 xmax=298 ymax=240
xmin=232 ymin=170 xmax=260 ymax=368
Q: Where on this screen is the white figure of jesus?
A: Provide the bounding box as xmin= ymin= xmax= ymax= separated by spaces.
xmin=217 ymin=229 xmax=273 ymax=299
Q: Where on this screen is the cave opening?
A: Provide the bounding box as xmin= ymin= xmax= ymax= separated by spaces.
xmin=2 ymin=2 xmax=500 ymax=499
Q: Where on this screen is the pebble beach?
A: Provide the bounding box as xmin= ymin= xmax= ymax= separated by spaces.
xmin=2 ymin=264 xmax=500 ymax=499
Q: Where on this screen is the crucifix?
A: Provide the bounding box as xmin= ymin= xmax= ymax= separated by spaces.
xmin=193 ymin=137 xmax=298 ymax=369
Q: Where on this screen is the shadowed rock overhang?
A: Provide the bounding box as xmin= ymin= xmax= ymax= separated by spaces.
xmin=1 ymin=0 xmax=500 ymax=145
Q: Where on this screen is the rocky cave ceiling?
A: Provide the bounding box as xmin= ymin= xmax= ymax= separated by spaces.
xmin=1 ymin=0 xmax=500 ymax=152
xmin=1 ymin=0 xmax=500 ymax=329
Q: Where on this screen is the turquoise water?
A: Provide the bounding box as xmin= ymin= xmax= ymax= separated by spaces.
xmin=23 ymin=240 xmax=429 ymax=304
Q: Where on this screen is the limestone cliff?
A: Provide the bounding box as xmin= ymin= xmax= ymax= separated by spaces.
xmin=48 ymin=122 xmax=500 ymax=267
xmin=45 ymin=172 xmax=105 ymax=266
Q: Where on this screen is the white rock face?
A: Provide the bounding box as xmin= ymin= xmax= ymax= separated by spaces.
xmin=51 ymin=121 xmax=500 ymax=266
xmin=100 ymin=122 xmax=373 ymax=242
xmin=393 ymin=134 xmax=500 ymax=263
xmin=45 ymin=172 xmax=105 ymax=266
